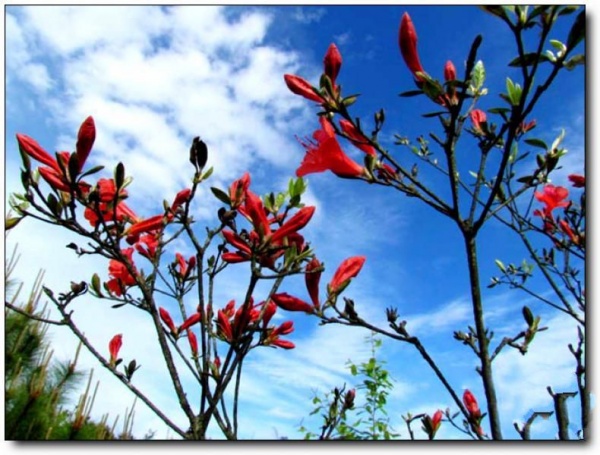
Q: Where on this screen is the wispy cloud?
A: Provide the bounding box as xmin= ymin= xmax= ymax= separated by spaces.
xmin=292 ymin=7 xmax=326 ymax=24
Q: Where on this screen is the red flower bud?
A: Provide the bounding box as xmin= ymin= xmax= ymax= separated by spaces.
xmin=76 ymin=116 xmax=96 ymax=171
xmin=159 ymin=307 xmax=177 ymax=334
xmin=39 ymin=166 xmax=70 ymax=192
xmin=470 ymin=109 xmax=487 ymax=132
xmin=217 ymin=310 xmax=233 ymax=341
xmin=187 ymin=330 xmax=198 ymax=357
xmin=171 ymin=188 xmax=192 ymax=212
xmin=305 ymin=257 xmax=322 ymax=309
xmin=399 ymin=13 xmax=425 ymax=81
xmin=324 ymin=43 xmax=342 ymax=86
xmin=16 ymin=134 xmax=61 ymax=171
xmin=179 ymin=312 xmax=201 ymax=332
xmin=329 ymin=256 xmax=366 ymax=294
xmin=271 ymin=293 xmax=314 ymax=314
xmin=284 ymin=74 xmax=324 ymax=103
xmin=272 ymin=339 xmax=295 ymax=349
xmin=463 ymin=389 xmax=481 ymax=418
xmin=109 ymin=334 xmax=123 ymax=366
xmin=339 ymin=119 xmax=377 ymax=156
xmin=568 ymin=174 xmax=585 ymax=188
xmin=444 ymin=61 xmax=456 ymax=81
xmin=270 ymin=206 xmax=316 ymax=243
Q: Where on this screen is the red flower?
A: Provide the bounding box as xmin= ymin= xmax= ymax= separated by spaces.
xmin=159 ymin=307 xmax=177 ymax=335
xmin=271 ymin=339 xmax=295 ymax=349
xmin=568 ymin=174 xmax=585 ymax=188
xmin=109 ymin=334 xmax=123 ymax=366
xmin=339 ymin=119 xmax=377 ymax=156
xmin=179 ymin=312 xmax=201 ymax=332
xmin=517 ymin=119 xmax=537 ymax=136
xmin=106 ymin=248 xmax=137 ymax=296
xmin=324 ymin=43 xmax=342 ymax=89
xmin=135 ymin=233 xmax=160 ymax=260
xmin=296 ymin=117 xmax=365 ymax=179
xmin=261 ymin=300 xmax=278 ymax=326
xmin=284 ymin=74 xmax=324 ymax=103
xmin=534 ymin=184 xmax=570 ymax=215
xmin=399 ymin=12 xmax=425 ymax=81
xmin=187 ymin=330 xmax=198 ymax=357
xmin=126 ymin=215 xmax=168 ymax=243
xmin=559 ymin=220 xmax=580 ymax=245
xmin=229 ymin=172 xmax=251 ymax=208
xmin=76 ymin=116 xmax=96 ymax=171
xmin=329 ymin=256 xmax=366 ymax=294
xmin=217 ymin=309 xmax=233 ymax=341
xmin=270 ymin=206 xmax=316 ymax=243
xmin=38 ymin=166 xmax=71 ymax=192
xmin=171 ymin=188 xmax=192 ymax=212
xmin=243 ymin=190 xmax=272 ymax=238
xmin=470 ymin=109 xmax=487 ymax=133
xmin=463 ymin=389 xmax=481 ymax=418
xmin=305 ymin=257 xmax=322 ymax=309
xmin=271 ymin=293 xmax=314 ymax=314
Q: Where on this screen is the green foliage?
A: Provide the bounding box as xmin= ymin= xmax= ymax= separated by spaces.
xmin=300 ymin=332 xmax=399 ymax=440
xmin=4 ymin=247 xmax=133 ymax=440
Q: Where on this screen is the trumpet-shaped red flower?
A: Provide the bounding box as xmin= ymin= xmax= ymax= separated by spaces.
xmin=109 ymin=334 xmax=123 ymax=366
xmin=339 ymin=119 xmax=377 ymax=157
xmin=470 ymin=109 xmax=487 ymax=133
xmin=159 ymin=307 xmax=177 ymax=334
xmin=399 ymin=13 xmax=426 ymax=81
xmin=324 ymin=43 xmax=342 ymax=89
xmin=106 ymin=248 xmax=137 ymax=296
xmin=305 ymin=257 xmax=322 ymax=309
xmin=329 ymin=256 xmax=366 ymax=294
xmin=559 ymin=220 xmax=580 ymax=245
xmin=568 ymin=174 xmax=585 ymax=188
xmin=271 ymin=293 xmax=314 ymax=314
xmin=135 ymin=233 xmax=160 ymax=260
xmin=76 ymin=116 xmax=96 ymax=171
xmin=284 ymin=74 xmax=324 ymax=103
xmin=174 ymin=253 xmax=196 ymax=279
xmin=534 ymin=184 xmax=570 ymax=215
xmin=265 ymin=320 xmax=296 ymax=349
xmin=296 ymin=117 xmax=365 ymax=179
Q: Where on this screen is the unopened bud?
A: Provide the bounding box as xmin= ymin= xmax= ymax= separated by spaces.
xmin=189 ymin=137 xmax=208 ymax=171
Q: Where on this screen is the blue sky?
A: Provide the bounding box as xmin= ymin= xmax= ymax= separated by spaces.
xmin=3 ymin=4 xmax=587 ymax=441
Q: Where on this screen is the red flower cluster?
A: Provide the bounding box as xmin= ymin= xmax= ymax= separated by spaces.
xmin=221 ymin=175 xmax=315 ymax=269
xmin=533 ymin=184 xmax=570 ymax=226
xmin=215 ymin=299 xmax=295 ymax=349
xmin=106 ymin=248 xmax=138 ymax=296
xmin=284 ymin=43 xmax=343 ymax=105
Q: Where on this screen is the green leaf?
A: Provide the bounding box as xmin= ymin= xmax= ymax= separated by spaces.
xmin=91 ymin=273 xmax=103 ymax=297
xmin=79 ymin=165 xmax=105 ymax=180
xmin=202 ymin=166 xmax=214 ymax=181
xmin=5 ymin=216 xmax=23 ymax=230
xmin=567 ymin=10 xmax=585 ymax=50
xmin=505 ymin=77 xmax=522 ymax=106
xmin=398 ymin=90 xmax=423 ymax=98
xmin=495 ymin=259 xmax=506 ymax=272
xmin=508 ymin=53 xmax=550 ymax=67
xmin=524 ymin=138 xmax=548 ymax=150
xmin=522 ymin=306 xmax=535 ymax=326
xmin=558 ymin=5 xmax=580 ymax=16
xmin=210 ymin=187 xmax=231 ymax=205
xmin=471 ymin=60 xmax=486 ymax=92
xmin=422 ymin=111 xmax=446 ymax=118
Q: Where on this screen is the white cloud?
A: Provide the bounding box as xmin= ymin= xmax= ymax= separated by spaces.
xmin=292 ymin=7 xmax=326 ymax=25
